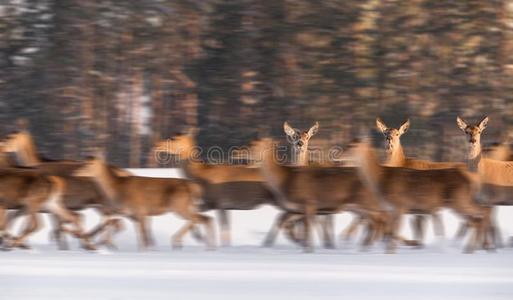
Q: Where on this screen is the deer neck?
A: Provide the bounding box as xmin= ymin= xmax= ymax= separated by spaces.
xmin=15 ymin=131 xmax=41 ymax=167
xmin=260 ymin=143 xmax=287 ymax=191
xmin=93 ymin=165 xmax=123 ymax=203
xmin=386 ymin=143 xmax=406 ymax=166
xmin=467 ymin=142 xmax=482 ymax=173
xmin=358 ymin=146 xmax=384 ymax=187
xmin=356 ymin=145 xmax=391 ymax=211
xmin=182 ymin=160 xmax=206 ymax=180
xmin=292 ymin=147 xmax=308 ymax=166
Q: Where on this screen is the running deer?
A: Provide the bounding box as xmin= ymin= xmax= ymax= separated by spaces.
xmin=254 ymin=138 xmax=384 ymax=252
xmin=269 ymin=121 xmax=335 ymax=248
xmin=0 ymin=169 xmax=93 ymax=250
xmin=74 ymin=156 xmax=215 ymax=250
xmin=1 ymin=131 xmax=129 ymax=249
xmin=456 ymin=116 xmax=513 ymax=245
xmin=166 ymin=132 xmax=276 ymax=247
xmin=344 ymin=138 xmax=488 ymax=253
xmin=2 ymin=130 xmax=131 ymax=176
xmin=373 ymin=118 xmax=466 ymax=246
xmin=166 ymin=131 xmax=337 ymax=248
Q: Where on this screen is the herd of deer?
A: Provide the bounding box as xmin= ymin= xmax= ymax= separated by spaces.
xmin=0 ymin=116 xmax=512 ymax=254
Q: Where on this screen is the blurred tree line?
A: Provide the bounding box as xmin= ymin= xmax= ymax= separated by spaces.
xmin=2 ymin=0 xmax=513 ymax=166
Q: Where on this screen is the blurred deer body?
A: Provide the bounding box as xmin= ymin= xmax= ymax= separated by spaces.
xmin=2 ymin=131 xmax=131 ymax=177
xmin=0 ymin=170 xmax=92 ymax=249
xmin=375 ymin=118 xmax=467 ymax=246
xmin=268 ymin=121 xmax=336 ymax=249
xmin=167 ymin=132 xmax=276 ymax=246
xmin=255 ymin=138 xmax=383 ymax=252
xmin=457 ymin=117 xmax=513 ymax=201
xmin=74 ymin=158 xmax=215 ymax=250
xmin=456 ymin=116 xmax=513 ymax=246
xmin=347 ymin=140 xmax=486 ymax=253
xmin=1 ymin=131 xmax=129 ymax=249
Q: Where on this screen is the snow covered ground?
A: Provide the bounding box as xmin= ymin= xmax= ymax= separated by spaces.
xmin=1 ymin=168 xmax=513 ymax=300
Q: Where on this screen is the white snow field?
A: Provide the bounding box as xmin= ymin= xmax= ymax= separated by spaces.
xmin=1 ymin=168 xmax=513 ymax=300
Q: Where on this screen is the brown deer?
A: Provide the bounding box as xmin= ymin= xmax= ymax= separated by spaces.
xmin=166 ymin=132 xmax=338 ymax=248
xmin=0 ymin=169 xmax=93 ymax=250
xmin=165 ymin=132 xmax=276 ymax=247
xmin=272 ymin=122 xmax=335 ymax=248
xmin=2 ymin=130 xmax=131 ymax=176
xmin=73 ymin=157 xmax=215 ymax=250
xmin=344 ymin=138 xmax=489 ymax=253
xmin=456 ymin=116 xmax=513 ymax=246
xmin=253 ymin=138 xmax=385 ymax=252
xmin=1 ymin=131 xmax=129 ymax=249
xmin=374 ymin=118 xmax=467 ymax=246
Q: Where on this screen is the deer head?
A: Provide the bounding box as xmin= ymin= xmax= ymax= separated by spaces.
xmin=376 ymin=118 xmax=409 ymax=153
xmin=166 ymin=131 xmax=197 ymax=160
xmin=457 ymin=116 xmax=488 ymax=147
xmin=283 ymin=121 xmax=319 ymax=165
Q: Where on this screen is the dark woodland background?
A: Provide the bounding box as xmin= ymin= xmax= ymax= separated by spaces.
xmin=2 ymin=0 xmax=513 ymax=167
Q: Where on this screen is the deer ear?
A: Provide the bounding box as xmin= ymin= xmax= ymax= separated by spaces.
xmin=456 ymin=116 xmax=468 ymax=131
xmin=376 ymin=118 xmax=388 ymax=133
xmin=478 ymin=116 xmax=489 ymax=131
xmin=283 ymin=122 xmax=296 ymax=137
xmin=307 ymin=122 xmax=319 ymax=137
xmin=399 ymin=119 xmax=410 ymax=135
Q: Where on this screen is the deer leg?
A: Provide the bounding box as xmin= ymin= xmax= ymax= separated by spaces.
xmin=454 ymin=222 xmax=469 ymax=243
xmin=172 ymin=213 xmax=215 ymax=250
xmin=89 ymin=216 xmax=124 ymax=250
xmin=262 ymin=212 xmax=296 ymax=247
xmin=480 ymin=206 xmax=495 ymax=251
xmin=340 ymin=214 xmax=362 ymax=241
xmin=491 ymin=221 xmax=503 ymax=249
xmin=303 ymin=203 xmax=316 ymax=253
xmin=45 ymin=199 xmax=96 ymax=251
xmin=1 ymin=209 xmax=26 ymax=245
xmin=454 ymin=205 xmax=483 ymax=254
xmin=386 ymin=209 xmax=404 ymax=254
xmin=412 ymin=214 xmax=426 ymax=247
xmin=314 ymin=216 xmax=325 ymax=246
xmin=198 ymin=214 xmax=215 ymax=250
xmin=189 ymin=225 xmax=204 ymax=242
xmin=217 ymin=209 xmax=231 ymax=247
xmin=463 ymin=217 xmax=481 ymax=254
xmin=9 ymin=213 xmax=40 ymax=249
xmin=360 ymin=212 xmax=383 ymax=249
xmin=0 ymin=207 xmax=7 ymax=245
xmin=172 ymin=222 xmax=195 ymax=250
xmin=133 ymin=215 xmax=151 ymax=250
xmin=283 ymin=216 xmax=301 ymax=244
xmin=432 ymin=212 xmax=445 ymax=238
xmin=321 ymin=215 xmax=335 ymax=249
xmin=50 ymin=214 xmax=68 ymax=250
xmin=487 ymin=207 xmax=502 ymax=249
xmin=99 ymin=218 xmax=124 ymax=250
